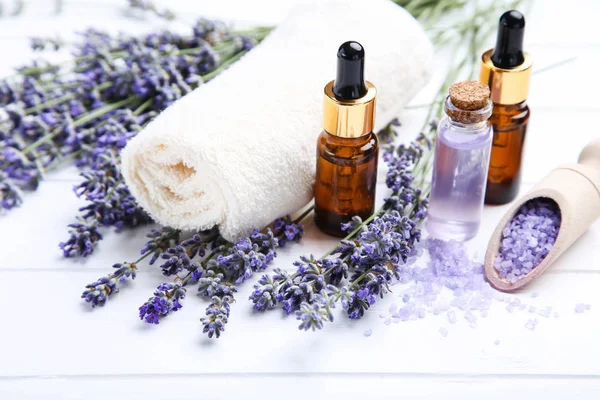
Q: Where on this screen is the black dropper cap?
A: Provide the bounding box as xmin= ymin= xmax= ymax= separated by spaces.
xmin=490 ymin=10 xmax=526 ymax=69
xmin=333 ymin=41 xmax=368 ymax=100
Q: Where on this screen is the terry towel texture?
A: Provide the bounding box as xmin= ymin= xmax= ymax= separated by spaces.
xmin=121 ymin=0 xmax=433 ymax=241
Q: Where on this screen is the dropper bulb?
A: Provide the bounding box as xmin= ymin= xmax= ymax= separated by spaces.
xmin=333 ymin=41 xmax=368 ymax=100
xmin=490 ymin=10 xmax=525 ymax=69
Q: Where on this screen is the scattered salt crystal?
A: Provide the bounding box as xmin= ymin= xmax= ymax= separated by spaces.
xmin=481 ymin=310 xmax=488 ymax=318
xmin=439 ymin=327 xmax=448 ymax=337
xmin=447 ymin=310 xmax=457 ymax=324
xmin=464 ymin=311 xmax=477 ymax=324
xmin=384 ymin=318 xmax=392 ymax=326
xmin=494 ymin=339 xmax=500 ymax=346
xmin=469 ymin=322 xmax=477 ymax=329
xmin=525 ymin=318 xmax=539 ymax=331
xmin=402 ymin=294 xmax=410 ymax=303
xmin=553 ymin=312 xmax=560 ymax=318
xmin=531 ymin=292 xmax=539 ymax=298
xmin=518 ymin=304 xmax=527 ymax=311
xmin=389 ymin=303 xmax=398 ymax=315
xmin=379 ymin=313 xmax=387 ymax=319
xmin=575 ymin=303 xmax=591 ymax=313
xmin=506 ymin=304 xmax=515 ymax=313
xmin=537 ymin=306 xmax=552 ymax=318
xmin=417 ymin=308 xmax=426 ymax=319
xmin=364 ymin=329 xmax=373 ymax=337
xmin=528 ymin=306 xmax=537 ymax=313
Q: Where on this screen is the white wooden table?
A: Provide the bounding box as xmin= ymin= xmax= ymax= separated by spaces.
xmin=1 ymin=1 xmax=599 ymax=398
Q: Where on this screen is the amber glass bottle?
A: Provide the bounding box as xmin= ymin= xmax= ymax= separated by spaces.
xmin=313 ymin=41 xmax=378 ymax=237
xmin=314 ymin=131 xmax=378 ymax=236
xmin=480 ymin=10 xmax=532 ymax=204
xmin=485 ymin=101 xmax=530 ymax=204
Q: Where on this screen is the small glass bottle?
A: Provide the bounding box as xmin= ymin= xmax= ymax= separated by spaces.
xmin=314 ymin=41 xmax=378 ymax=237
xmin=426 ymin=81 xmax=493 ymax=241
xmin=480 ymin=10 xmax=532 ymax=204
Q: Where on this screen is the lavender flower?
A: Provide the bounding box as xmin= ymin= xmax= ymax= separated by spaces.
xmin=0 ymin=171 xmax=22 ymax=210
xmin=59 ymin=218 xmax=103 ymax=257
xmin=140 ymin=227 xmax=181 ymax=265
xmin=81 ymin=261 xmax=137 ymax=307
xmin=200 ymin=295 xmax=231 ymax=338
xmin=139 ymin=282 xmax=186 ymax=324
xmin=197 ymin=270 xmax=237 ymax=298
xmin=296 ymin=291 xmax=335 ymax=331
xmin=158 ymin=245 xmax=200 ymax=276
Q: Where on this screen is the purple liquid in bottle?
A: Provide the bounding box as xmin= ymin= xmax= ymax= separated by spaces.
xmin=427 ymin=98 xmax=493 ymax=241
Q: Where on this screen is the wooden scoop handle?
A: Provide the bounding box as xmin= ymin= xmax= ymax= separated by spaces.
xmin=578 ymin=138 xmax=600 ymax=168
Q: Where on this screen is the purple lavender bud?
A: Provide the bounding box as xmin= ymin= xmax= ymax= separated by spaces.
xmin=200 ymin=295 xmax=232 ymax=338
xmin=138 ymin=282 xmax=186 ymax=324
xmin=59 ymin=219 xmax=103 ymax=257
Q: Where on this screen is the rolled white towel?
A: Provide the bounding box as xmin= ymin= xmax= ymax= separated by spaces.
xmin=121 ymin=0 xmax=433 ymax=241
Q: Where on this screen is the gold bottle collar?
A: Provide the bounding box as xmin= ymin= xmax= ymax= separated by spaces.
xmin=480 ymin=49 xmax=532 ymax=105
xmin=323 ymin=80 xmax=376 ymax=138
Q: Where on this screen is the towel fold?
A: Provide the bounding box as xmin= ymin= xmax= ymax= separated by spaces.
xmin=121 ymin=0 xmax=433 ymax=241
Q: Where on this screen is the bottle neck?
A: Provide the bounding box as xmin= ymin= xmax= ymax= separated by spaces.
xmin=446 ymin=117 xmax=489 ymax=131
xmin=443 ymin=96 xmax=493 ymax=132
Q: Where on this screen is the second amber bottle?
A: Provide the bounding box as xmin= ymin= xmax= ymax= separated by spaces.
xmin=314 ymin=41 xmax=378 ymax=237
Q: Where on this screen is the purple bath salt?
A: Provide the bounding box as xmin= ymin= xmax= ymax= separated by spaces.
xmin=384 ymin=318 xmax=392 ymax=326
xmin=494 ymin=198 xmax=561 ymax=283
xmin=575 ymin=303 xmax=591 ymax=313
xmin=447 ymin=310 xmax=457 ymax=324
xmin=439 ymin=327 xmax=448 ymax=337
xmin=494 ymin=339 xmax=500 ymax=346
xmin=363 ymin=329 xmax=373 ymax=337
xmin=464 ymin=310 xmax=477 ymax=324
xmin=525 ymin=318 xmax=539 ymax=331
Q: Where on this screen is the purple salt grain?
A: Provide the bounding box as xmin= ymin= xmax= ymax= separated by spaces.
xmin=439 ymin=327 xmax=448 ymax=337
xmin=537 ymin=306 xmax=552 ymax=318
xmin=364 ymin=329 xmax=373 ymax=337
xmin=384 ymin=318 xmax=392 ymax=326
xmin=494 ymin=198 xmax=561 ymax=283
xmin=575 ymin=303 xmax=591 ymax=313
xmin=531 ymin=292 xmax=539 ymax=298
xmin=464 ymin=310 xmax=477 ymax=324
xmin=525 ymin=318 xmax=539 ymax=331
xmin=553 ymin=312 xmax=560 ymax=318
xmin=447 ymin=310 xmax=457 ymax=324
xmin=528 ymin=306 xmax=537 ymax=313
xmin=494 ymin=339 xmax=500 ymax=346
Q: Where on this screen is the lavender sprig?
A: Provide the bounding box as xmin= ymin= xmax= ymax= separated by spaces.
xmin=249 ymin=122 xmax=435 ymax=330
xmin=130 ymin=210 xmax=309 ymax=339
xmin=139 ymin=282 xmax=186 ymax=324
xmin=81 ymin=227 xmax=180 ymax=305
xmin=82 ymin=261 xmax=138 ymax=307
xmin=0 ymin=18 xmax=270 ymax=260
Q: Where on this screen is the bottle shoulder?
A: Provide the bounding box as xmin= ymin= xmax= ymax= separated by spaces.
xmin=490 ymin=101 xmax=530 ymax=126
xmin=317 ymin=131 xmax=378 ymax=163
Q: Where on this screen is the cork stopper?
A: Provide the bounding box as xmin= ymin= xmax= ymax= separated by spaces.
xmin=445 ymin=80 xmax=492 ymax=124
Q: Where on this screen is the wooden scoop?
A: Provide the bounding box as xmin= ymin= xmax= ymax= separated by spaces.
xmin=484 ymin=139 xmax=600 ymax=291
